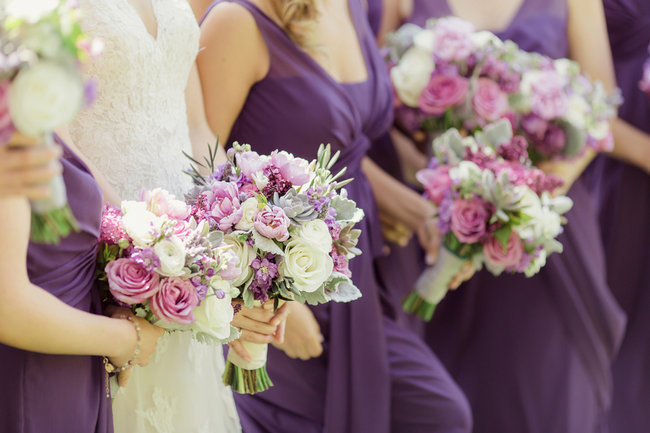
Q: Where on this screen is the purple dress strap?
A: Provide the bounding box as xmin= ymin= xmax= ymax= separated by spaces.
xmin=0 ymin=137 xmax=111 ymax=433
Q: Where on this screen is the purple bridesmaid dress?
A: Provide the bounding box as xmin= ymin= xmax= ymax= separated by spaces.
xmin=406 ymin=1 xmax=627 ymax=432
xmin=201 ymin=1 xmax=471 ymax=431
xmin=588 ymin=1 xmax=650 ymax=431
xmin=0 ymin=140 xmax=112 ymax=433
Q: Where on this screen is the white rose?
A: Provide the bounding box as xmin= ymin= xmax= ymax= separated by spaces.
xmin=391 ymin=46 xmax=435 ymax=107
xmin=279 ymin=238 xmax=334 ymax=293
xmin=5 ymin=0 xmax=58 ymax=22
xmin=223 ymin=231 xmax=256 ymax=287
xmin=470 ymin=31 xmax=503 ymax=49
xmin=565 ymin=94 xmax=589 ymax=130
xmin=293 ymin=219 xmax=332 ymax=253
xmin=235 ymin=198 xmax=259 ymax=230
xmin=553 ymin=58 xmax=578 ymax=77
xmin=412 ymin=29 xmax=435 ymax=52
xmin=154 ymin=236 xmax=186 ymax=277
xmin=588 ymin=120 xmax=610 ymax=141
xmin=121 ymin=203 xmax=167 ymax=248
xmin=191 ymin=282 xmax=235 ymax=341
xmin=9 ymin=61 xmax=84 ymax=136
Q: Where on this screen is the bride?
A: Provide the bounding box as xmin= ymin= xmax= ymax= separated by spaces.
xmin=67 ymin=0 xmax=287 ymax=431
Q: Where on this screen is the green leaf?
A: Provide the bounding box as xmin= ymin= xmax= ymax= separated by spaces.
xmin=494 ymin=225 xmax=512 ymax=251
xmin=292 ymin=286 xmax=329 ymax=306
xmin=251 ymin=229 xmax=284 ymax=256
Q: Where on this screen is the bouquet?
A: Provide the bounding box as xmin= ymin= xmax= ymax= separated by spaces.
xmin=402 ymin=120 xmax=573 ymax=320
xmin=185 ymin=142 xmax=364 ymax=394
xmin=640 ymin=46 xmax=650 ymax=97
xmin=387 ymin=17 xmax=619 ymax=162
xmin=97 ymin=188 xmax=241 ymax=345
xmin=0 ymin=0 xmax=101 ymax=243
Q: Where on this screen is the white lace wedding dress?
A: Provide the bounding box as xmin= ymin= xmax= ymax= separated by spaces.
xmin=69 ymin=0 xmax=241 ymax=431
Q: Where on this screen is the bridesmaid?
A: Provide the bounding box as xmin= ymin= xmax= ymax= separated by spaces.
xmin=0 ymin=132 xmax=163 ymax=433
xmin=589 ymin=1 xmax=650 ymax=431
xmin=195 ymin=0 xmax=472 ymax=431
xmin=378 ymin=0 xmax=628 ymax=432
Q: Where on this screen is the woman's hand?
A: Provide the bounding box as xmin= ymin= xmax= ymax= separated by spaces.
xmin=448 ymin=261 xmax=476 ymax=290
xmin=228 ymin=300 xmax=290 ymax=362
xmin=271 ymin=302 xmax=323 ymax=361
xmin=0 ymin=132 xmax=62 ymax=200
xmin=416 ymin=217 xmax=441 ymax=266
xmin=380 ymin=212 xmax=413 ymax=247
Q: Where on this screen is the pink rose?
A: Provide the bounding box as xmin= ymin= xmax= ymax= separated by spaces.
xmin=171 ymin=220 xmax=193 ymax=240
xmin=418 ymin=74 xmax=469 ymax=116
xmin=450 ymin=197 xmax=490 ymax=243
xmin=433 ymin=17 xmax=475 ymax=62
xmin=236 ymin=151 xmax=269 ymax=179
xmin=140 ymin=188 xmax=190 ymax=220
xmin=483 ymin=230 xmax=524 ymax=268
xmin=271 ymin=151 xmax=311 ymax=186
xmin=527 ymin=71 xmax=569 ymax=120
xmin=416 ymin=166 xmax=452 ymax=206
xmin=205 ymin=181 xmax=243 ymax=231
xmin=150 ymin=277 xmax=200 ymax=325
xmin=0 ymin=80 xmax=15 ymax=143
xmin=254 ymin=205 xmax=290 ymax=241
xmin=473 ymin=78 xmax=509 ymax=121
xmin=106 ymin=258 xmax=160 ymax=304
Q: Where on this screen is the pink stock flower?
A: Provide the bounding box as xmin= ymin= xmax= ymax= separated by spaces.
xmin=0 ymin=80 xmax=15 ymax=143
xmin=140 ymin=188 xmax=190 ymax=220
xmin=433 ymin=17 xmax=475 ymax=62
xmin=483 ymin=230 xmax=524 ymax=268
xmin=205 ymin=181 xmax=243 ymax=231
xmin=527 ymin=70 xmax=569 ymax=120
xmin=270 ymin=151 xmax=311 ymax=186
xmin=150 ymin=277 xmax=200 ymax=325
xmin=450 ymin=197 xmax=490 ymax=243
xmin=254 ymin=205 xmax=290 ymax=241
xmin=100 ymin=204 xmax=129 ymax=245
xmin=106 ymin=258 xmax=160 ymax=304
xmin=418 ymin=74 xmax=469 ymax=116
xmin=417 ymin=166 xmax=452 ymax=206
xmin=331 ymin=248 xmax=351 ymax=278
xmin=473 ymin=78 xmax=509 ymax=121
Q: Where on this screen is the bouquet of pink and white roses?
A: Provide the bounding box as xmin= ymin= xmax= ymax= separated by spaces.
xmin=402 ymin=120 xmax=573 ymax=320
xmin=0 ymin=0 xmax=102 ymax=243
xmin=97 ymin=188 xmax=241 ymax=345
xmin=185 ymin=142 xmax=364 ymax=394
xmin=387 ymin=17 xmax=619 ymax=162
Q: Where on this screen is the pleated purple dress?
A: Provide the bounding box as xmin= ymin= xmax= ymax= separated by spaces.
xmin=407 ymin=1 xmax=627 ymax=432
xmin=201 ymin=1 xmax=471 ymax=431
xmin=587 ymin=1 xmax=650 ymax=432
xmin=0 ymin=140 xmax=111 ymax=433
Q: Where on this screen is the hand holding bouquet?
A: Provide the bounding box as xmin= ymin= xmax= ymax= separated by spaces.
xmin=185 ymin=142 xmax=364 ymax=394
xmin=402 ymin=121 xmax=573 ymax=320
xmin=0 ymin=0 xmax=101 ymax=243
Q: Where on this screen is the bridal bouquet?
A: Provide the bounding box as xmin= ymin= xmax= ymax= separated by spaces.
xmin=97 ymin=188 xmax=240 ymax=344
xmin=0 ymin=0 xmax=101 ymax=243
xmin=387 ymin=17 xmax=619 ymax=162
xmin=402 ymin=121 xmax=573 ymax=320
xmin=186 ymin=142 xmax=364 ymax=394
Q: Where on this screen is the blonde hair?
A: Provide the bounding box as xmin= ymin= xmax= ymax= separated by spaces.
xmin=271 ymin=0 xmax=319 ymax=49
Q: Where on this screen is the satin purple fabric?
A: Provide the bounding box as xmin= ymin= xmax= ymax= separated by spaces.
xmin=0 ymin=140 xmax=111 ymax=433
xmin=588 ymin=1 xmax=650 ymax=431
xmin=201 ymin=0 xmax=471 ymax=431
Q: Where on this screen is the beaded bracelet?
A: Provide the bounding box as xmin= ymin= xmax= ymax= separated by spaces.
xmin=104 ymin=316 xmax=142 ymax=374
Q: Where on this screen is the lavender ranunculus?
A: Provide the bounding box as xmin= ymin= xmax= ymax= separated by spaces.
xmin=450 ymin=197 xmax=490 ymax=243
xmin=483 ymin=230 xmax=524 ymax=268
xmin=141 ymin=188 xmax=190 ymax=220
xmin=235 ymin=150 xmax=269 ymax=180
xmin=254 ymin=205 xmax=290 ymax=241
xmin=270 ymin=151 xmax=311 ymax=186
xmin=418 ymin=74 xmax=469 ymax=116
xmin=205 ymin=181 xmax=243 ymax=231
xmin=473 ymin=77 xmax=509 ymax=121
xmin=106 ymin=258 xmax=160 ymax=304
xmin=150 ymin=277 xmax=200 ymax=325
xmin=416 ymin=166 xmax=452 ymax=206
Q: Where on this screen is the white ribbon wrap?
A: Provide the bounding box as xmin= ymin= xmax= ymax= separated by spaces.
xmin=414 ymin=247 xmax=467 ymax=304
xmin=227 ymin=341 xmax=268 ymax=370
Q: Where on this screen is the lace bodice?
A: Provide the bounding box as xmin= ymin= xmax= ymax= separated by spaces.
xmin=70 ymin=0 xmax=198 ymax=199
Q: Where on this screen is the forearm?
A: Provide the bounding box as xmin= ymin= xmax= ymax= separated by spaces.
xmin=362 ymin=156 xmax=433 ymax=229
xmin=608 ymin=118 xmax=650 ymax=172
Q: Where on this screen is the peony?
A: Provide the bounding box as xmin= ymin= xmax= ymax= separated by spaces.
xmin=141 ymin=188 xmax=190 ymax=220
xmin=293 ymin=219 xmax=333 ymax=253
xmin=0 ymin=81 xmax=15 ymax=143
xmin=9 ymin=61 xmax=84 ymax=136
xmin=223 ymin=232 xmax=256 ymax=287
xmin=418 ymin=74 xmax=469 ymax=116
xmin=191 ymin=283 xmax=234 ymax=341
xmin=235 ymin=197 xmax=259 ymax=230
xmin=205 ymin=181 xmax=243 ymax=231
xmin=483 ymin=230 xmax=524 ymax=268
xmin=279 ymin=238 xmax=334 ymax=293
xmin=270 ymin=151 xmax=311 ymax=186
xmin=153 ymin=236 xmax=186 ymax=277
xmin=473 ymin=78 xmax=509 ymax=121
xmin=416 ymin=166 xmax=452 ymax=206
xmin=520 ymin=70 xmax=569 ymax=120
xmin=254 ymin=205 xmax=290 ymax=241
xmin=432 ymin=17 xmax=476 ymax=62
xmin=391 ymin=46 xmax=436 ymax=107
xmin=106 ymin=258 xmax=160 ymax=305
xmin=150 ymin=277 xmax=200 ymax=325
xmin=450 ymin=197 xmax=490 ymax=243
